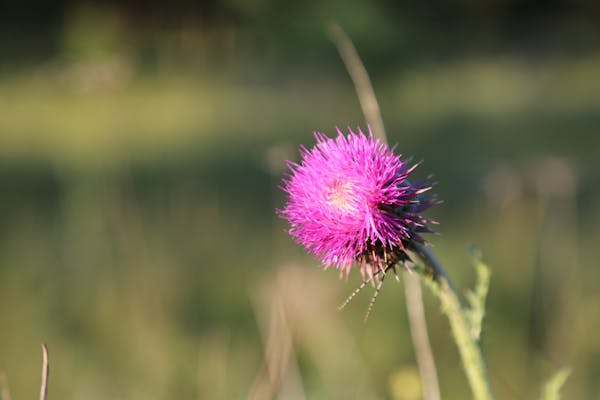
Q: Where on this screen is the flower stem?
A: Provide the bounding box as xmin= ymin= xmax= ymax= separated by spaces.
xmin=412 ymin=243 xmax=459 ymax=297
xmin=413 ymin=243 xmax=495 ymax=400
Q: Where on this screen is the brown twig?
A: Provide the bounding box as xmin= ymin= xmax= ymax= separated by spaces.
xmin=328 ymin=22 xmax=441 ymax=400
xmin=40 ymin=344 xmax=49 ymax=400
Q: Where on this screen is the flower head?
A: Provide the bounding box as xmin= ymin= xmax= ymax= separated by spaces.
xmin=279 ymin=127 xmax=436 ymax=278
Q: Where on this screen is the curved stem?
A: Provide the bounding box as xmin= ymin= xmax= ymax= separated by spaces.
xmin=412 ymin=242 xmax=458 ymax=296
xmin=414 ymin=244 xmax=495 ymax=400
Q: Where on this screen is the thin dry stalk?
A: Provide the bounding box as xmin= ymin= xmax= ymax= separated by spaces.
xmin=40 ymin=344 xmax=49 ymax=400
xmin=248 ymin=274 xmax=305 ymax=400
xmin=328 ymin=22 xmax=441 ymax=400
xmin=327 ymin=23 xmax=386 ymax=140
xmin=404 ymin=272 xmax=441 ymax=400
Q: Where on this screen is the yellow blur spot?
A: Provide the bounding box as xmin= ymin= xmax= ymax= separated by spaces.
xmin=389 ymin=366 xmax=422 ymax=400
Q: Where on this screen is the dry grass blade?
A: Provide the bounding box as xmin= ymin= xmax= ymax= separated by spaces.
xmin=40 ymin=344 xmax=49 ymax=400
xmin=248 ymin=272 xmax=305 ymax=400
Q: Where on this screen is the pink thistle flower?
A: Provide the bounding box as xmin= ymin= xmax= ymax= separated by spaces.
xmin=279 ymin=127 xmax=436 ymax=278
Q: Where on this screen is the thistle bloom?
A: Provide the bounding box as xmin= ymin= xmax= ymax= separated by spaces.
xmin=279 ymin=127 xmax=435 ymax=278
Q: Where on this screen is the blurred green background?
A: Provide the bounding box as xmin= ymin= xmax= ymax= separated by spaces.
xmin=1 ymin=1 xmax=599 ymax=399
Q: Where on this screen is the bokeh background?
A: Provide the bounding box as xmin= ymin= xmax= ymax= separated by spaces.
xmin=1 ymin=1 xmax=599 ymax=399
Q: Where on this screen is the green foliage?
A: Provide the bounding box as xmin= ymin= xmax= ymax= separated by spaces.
xmin=419 ymin=254 xmax=494 ymax=400
xmin=420 ymin=250 xmax=573 ymax=400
